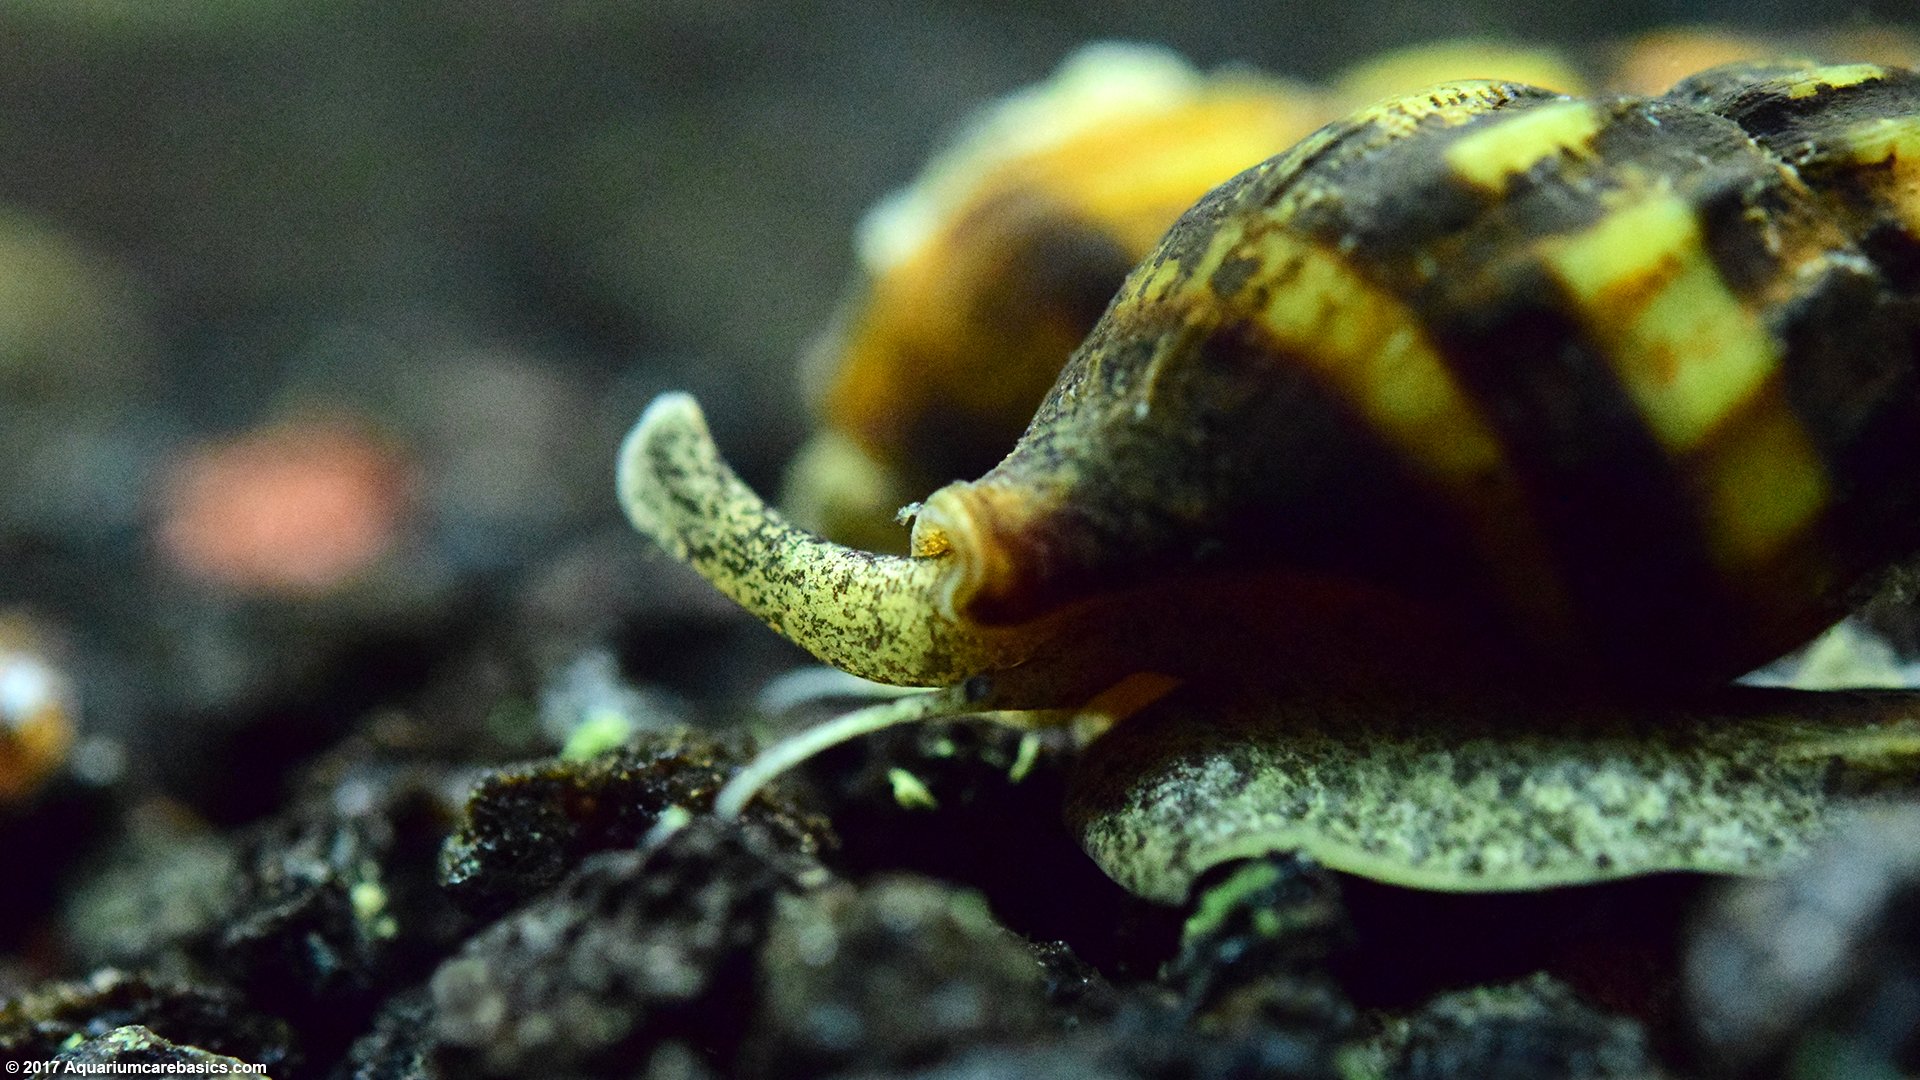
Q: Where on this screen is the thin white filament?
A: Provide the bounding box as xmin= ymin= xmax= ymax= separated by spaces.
xmin=714 ymin=681 xmax=988 ymax=818
xmin=754 ymin=665 xmax=925 ymax=716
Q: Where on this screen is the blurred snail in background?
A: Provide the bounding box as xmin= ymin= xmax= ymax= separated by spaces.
xmin=625 ymin=45 xmax=1920 ymax=890
xmin=782 ymin=44 xmax=1327 ymax=551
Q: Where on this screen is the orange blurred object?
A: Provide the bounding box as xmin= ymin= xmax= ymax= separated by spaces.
xmin=0 ymin=615 xmax=75 ymax=802
xmin=158 ymin=417 xmax=411 ymax=596
xmin=1605 ymin=25 xmax=1920 ymax=95
xmin=1602 ymin=27 xmax=1781 ymax=94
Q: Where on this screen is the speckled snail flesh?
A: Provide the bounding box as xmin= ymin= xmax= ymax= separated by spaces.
xmin=623 ymin=59 xmax=1920 ymax=883
xmin=1065 ymin=679 xmax=1920 ymax=901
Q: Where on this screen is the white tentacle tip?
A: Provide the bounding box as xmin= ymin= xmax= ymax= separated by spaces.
xmin=617 ymin=391 xmax=712 ymax=544
xmin=637 ymin=389 xmax=705 ymax=432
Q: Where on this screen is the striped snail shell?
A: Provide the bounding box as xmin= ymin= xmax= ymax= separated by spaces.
xmin=788 ymin=41 xmax=1587 ymax=553
xmin=622 ymin=62 xmax=1920 ymax=717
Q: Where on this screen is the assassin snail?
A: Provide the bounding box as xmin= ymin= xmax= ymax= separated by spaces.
xmin=621 ymin=58 xmax=1920 ymax=860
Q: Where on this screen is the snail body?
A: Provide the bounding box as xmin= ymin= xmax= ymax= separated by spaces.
xmin=628 ymin=61 xmax=1920 ymax=712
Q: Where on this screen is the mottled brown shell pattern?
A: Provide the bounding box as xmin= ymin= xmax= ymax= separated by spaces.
xmin=909 ymin=64 xmax=1920 ymax=694
xmin=623 ymin=61 xmax=1920 ymax=717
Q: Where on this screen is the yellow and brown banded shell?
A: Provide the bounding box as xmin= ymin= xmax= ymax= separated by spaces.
xmin=792 ymin=35 xmax=1920 ymax=552
xmin=788 ymin=41 xmax=1605 ymax=550
xmin=908 ymin=67 xmax=1920 ymax=694
xmin=629 ymin=63 xmax=1920 ymax=702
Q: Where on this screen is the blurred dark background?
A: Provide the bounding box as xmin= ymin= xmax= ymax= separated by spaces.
xmin=1 ymin=0 xmax=1915 ymax=804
